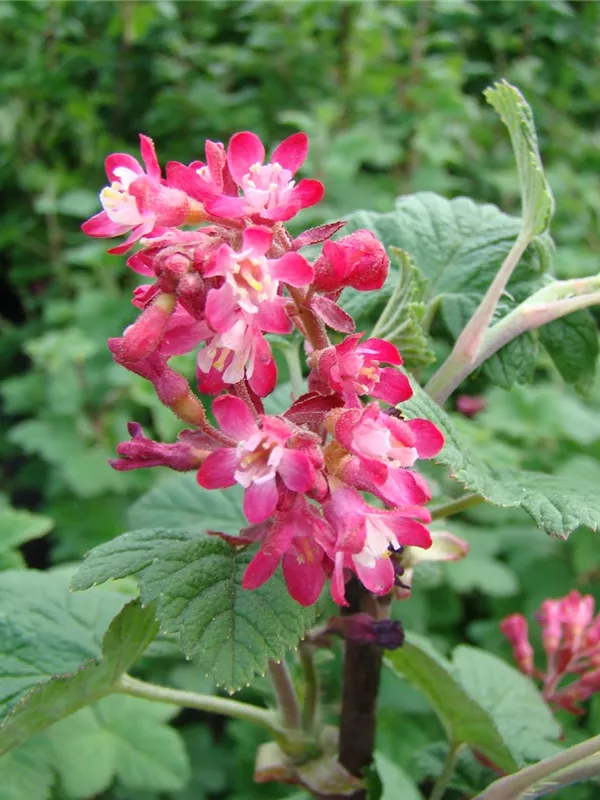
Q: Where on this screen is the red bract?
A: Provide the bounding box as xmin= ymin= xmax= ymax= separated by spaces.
xmin=501 ymin=590 xmax=600 ymax=714
xmin=242 ymin=496 xmax=330 ymax=607
xmin=196 ymin=395 xmax=323 ymax=524
xmin=321 ymin=487 xmax=432 ymax=606
xmin=82 ymin=135 xmax=204 ymax=254
xmin=310 ymin=333 xmax=412 ymax=407
xmin=205 ymin=132 xmax=324 ymax=222
xmin=312 ymin=229 xmax=389 ymax=293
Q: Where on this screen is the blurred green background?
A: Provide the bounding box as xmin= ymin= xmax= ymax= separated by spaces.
xmin=1 ymin=1 xmax=600 ymax=798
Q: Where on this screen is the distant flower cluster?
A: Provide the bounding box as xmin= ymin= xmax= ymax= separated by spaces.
xmin=502 ymin=590 xmax=600 ymax=714
xmin=84 ymin=131 xmax=444 ymax=607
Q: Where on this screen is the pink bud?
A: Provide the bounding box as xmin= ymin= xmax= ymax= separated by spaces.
xmin=456 ymin=394 xmax=487 ymax=418
xmin=326 ymin=613 xmax=404 ymax=650
xmin=111 ymin=422 xmax=208 ymax=472
xmin=500 ymin=614 xmax=535 ymax=675
xmin=118 ymin=293 xmax=176 ymax=363
xmin=537 ymin=599 xmax=563 ymax=657
xmin=312 ymin=229 xmax=389 ymax=293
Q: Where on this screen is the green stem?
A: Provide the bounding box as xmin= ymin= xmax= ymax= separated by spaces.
xmin=268 ymin=659 xmax=302 ymax=730
xmin=473 ymin=733 xmax=600 ymax=800
xmin=117 ymin=674 xmax=279 ymax=733
xmin=425 ymin=232 xmax=531 ymax=404
xmin=431 ymin=493 xmax=484 ymax=521
xmin=299 ymin=643 xmax=319 ymax=733
xmin=430 ymin=741 xmax=464 ymax=800
xmin=282 ymin=341 xmax=305 ymax=398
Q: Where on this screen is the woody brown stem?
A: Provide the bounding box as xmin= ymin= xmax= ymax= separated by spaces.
xmin=337 ymin=578 xmax=388 ymax=798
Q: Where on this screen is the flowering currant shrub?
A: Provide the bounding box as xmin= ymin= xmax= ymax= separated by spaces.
xmin=4 ymin=81 xmax=600 ymax=800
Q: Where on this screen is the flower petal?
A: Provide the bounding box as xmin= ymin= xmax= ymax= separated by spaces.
xmin=359 ymin=338 xmax=402 ymax=366
xmin=244 ymin=479 xmax=279 ymax=524
xmin=278 ymin=449 xmax=315 ymax=493
xmin=372 ymin=367 xmax=413 ymax=404
xmin=213 ymin=395 xmax=257 ymax=440
xmin=353 ymin=556 xmax=395 ymax=596
xmin=227 ymin=131 xmax=265 ymax=184
xmin=405 ymin=419 xmax=444 ymax=458
xmin=242 ymin=548 xmax=281 ymax=590
xmin=271 ymin=132 xmax=309 ymax=173
xmin=247 ymin=336 xmax=277 ymax=397
xmin=380 ymin=469 xmax=430 ymax=507
xmin=196 ymin=449 xmax=237 ymax=489
xmin=383 ymin=515 xmax=432 ymax=549
xmin=283 ymin=549 xmax=324 ymax=606
xmin=205 ymin=194 xmax=247 ymax=219
xmin=331 ymin=552 xmax=349 ymax=606
xmin=81 ymin=211 xmax=129 ymax=238
xmin=270 ymin=252 xmax=314 ymax=287
xmin=105 ymin=153 xmax=143 ymax=183
xmin=292 ymin=178 xmax=325 ymax=210
xmin=205 ymin=283 xmax=239 ymax=333
xmin=139 ymin=134 xmax=161 ymax=181
xmin=254 ymin=298 xmax=292 ymax=335
xmin=242 ymin=226 xmax=272 ymax=256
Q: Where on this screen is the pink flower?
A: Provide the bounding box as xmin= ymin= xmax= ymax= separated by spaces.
xmin=196 ymin=395 xmax=322 ymax=524
xmin=204 ymin=226 xmax=313 ymax=334
xmin=312 ymin=229 xmax=389 ymax=293
xmin=310 ymin=333 xmax=412 ymax=407
xmin=166 ymin=139 xmax=237 ymax=201
xmin=205 ymin=132 xmax=324 ymax=222
xmin=502 ymin=590 xmax=600 ymax=714
xmin=82 ymin=135 xmax=204 ymax=254
xmin=329 ymin=404 xmax=443 ymax=506
xmin=321 ymin=487 xmax=432 ymax=605
xmin=196 ymin=319 xmax=277 ymax=397
xmin=500 ymin=614 xmax=535 ymax=676
xmin=110 ymin=422 xmax=209 ymax=472
xmin=242 ymin=497 xmax=329 ymax=606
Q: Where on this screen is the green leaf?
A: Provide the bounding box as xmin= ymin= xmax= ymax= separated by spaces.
xmin=482 ymin=330 xmax=538 ymax=390
xmin=385 ymin=635 xmax=518 ymax=773
xmin=374 ymin=752 xmax=424 ymax=800
xmin=484 ymin=80 xmax=554 ymax=237
xmin=129 ymin=472 xmax=245 ymax=534
xmin=538 ymin=310 xmax=599 ymax=390
xmin=2 ymin=696 xmax=189 ymax=799
xmin=402 ymin=376 xmax=600 ymax=537
xmin=452 ymin=646 xmax=561 ymax=763
xmin=446 ymin=556 xmax=519 ymax=598
xmin=0 ymin=738 xmax=54 ymax=800
xmin=369 ymin=248 xmax=435 ymax=369
xmin=0 ymin=569 xmax=158 ymax=755
xmin=0 ymin=507 xmax=53 ymax=553
xmin=72 ymin=528 xmax=316 ymax=692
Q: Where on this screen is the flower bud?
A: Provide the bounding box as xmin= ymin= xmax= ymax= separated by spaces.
xmin=326 ymin=613 xmax=404 ymax=650
xmin=312 ymin=229 xmax=389 ymax=293
xmin=500 ymin=614 xmax=534 ymax=675
xmin=110 ymin=422 xmax=208 ymax=472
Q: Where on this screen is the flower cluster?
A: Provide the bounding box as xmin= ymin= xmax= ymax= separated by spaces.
xmin=501 ymin=590 xmax=600 ymax=714
xmin=85 ymin=131 xmax=444 ymax=607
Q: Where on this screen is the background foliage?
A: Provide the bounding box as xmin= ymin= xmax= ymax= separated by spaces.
xmin=1 ymin=1 xmax=600 ymax=798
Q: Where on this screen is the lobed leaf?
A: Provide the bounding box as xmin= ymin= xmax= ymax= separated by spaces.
xmin=72 ymin=527 xmax=316 ymax=692
xmin=402 ymin=376 xmax=600 ymax=538
xmin=0 ymin=569 xmax=158 ymax=756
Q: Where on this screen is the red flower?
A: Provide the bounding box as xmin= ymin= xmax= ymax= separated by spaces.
xmin=242 ymin=496 xmax=330 ymax=606
xmin=82 ymin=135 xmax=204 ymax=254
xmin=205 ymin=132 xmax=324 ymax=222
xmin=310 ymin=333 xmax=412 ymax=407
xmin=321 ymin=487 xmax=432 ymax=605
xmin=312 ymin=229 xmax=389 ymax=293
xmin=196 ymin=396 xmax=322 ymax=524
